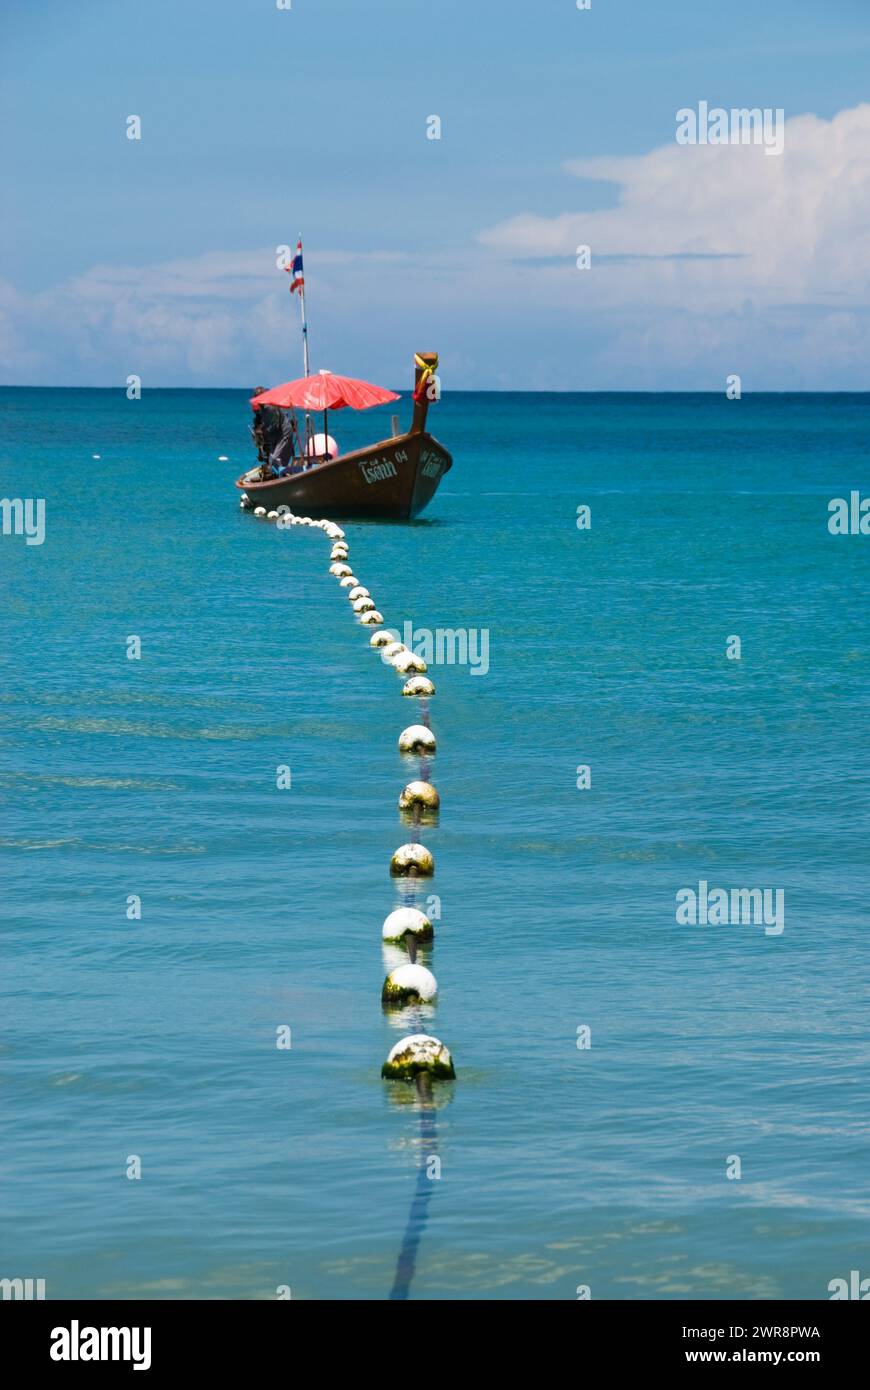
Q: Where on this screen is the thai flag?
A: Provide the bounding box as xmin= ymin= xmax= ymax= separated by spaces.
xmin=286 ymin=239 xmax=304 ymax=294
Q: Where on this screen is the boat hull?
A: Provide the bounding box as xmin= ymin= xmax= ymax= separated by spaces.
xmin=236 ymin=431 xmax=451 ymax=520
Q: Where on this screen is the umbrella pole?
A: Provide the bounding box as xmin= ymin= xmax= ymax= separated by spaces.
xmin=323 ymin=405 xmax=328 ymax=459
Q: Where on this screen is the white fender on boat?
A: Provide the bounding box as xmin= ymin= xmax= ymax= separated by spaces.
xmin=382 ymin=963 xmax=438 ymax=1005
xmin=398 ymin=725 xmax=436 ymax=754
xmin=402 ymin=676 xmax=436 ymax=697
xmin=382 ymin=906 xmax=434 ymax=942
xmin=381 ymin=1034 xmax=455 ymax=1080
xmin=399 ymin=780 xmax=440 ymax=812
xmin=390 ymin=842 xmax=434 ymax=877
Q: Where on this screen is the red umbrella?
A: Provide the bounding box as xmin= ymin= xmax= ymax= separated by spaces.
xmin=251 ymin=370 xmax=399 ymax=412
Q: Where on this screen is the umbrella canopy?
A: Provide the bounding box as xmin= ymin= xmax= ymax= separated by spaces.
xmin=251 ymin=370 xmax=399 ymax=413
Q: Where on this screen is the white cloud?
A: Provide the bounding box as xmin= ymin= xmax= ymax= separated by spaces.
xmin=469 ymin=104 xmax=870 ymax=386
xmin=2 ymin=107 xmax=869 ymax=388
xmin=478 ymin=105 xmax=870 ymax=312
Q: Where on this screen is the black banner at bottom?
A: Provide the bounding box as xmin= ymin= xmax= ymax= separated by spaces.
xmin=1 ymin=1298 xmax=866 ymax=1374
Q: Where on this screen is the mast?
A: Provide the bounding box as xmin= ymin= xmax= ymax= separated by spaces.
xmin=292 ymin=235 xmax=312 ymax=453
xmin=298 ymin=277 xmax=310 ymax=378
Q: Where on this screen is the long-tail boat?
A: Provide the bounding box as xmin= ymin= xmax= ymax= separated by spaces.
xmin=236 ymin=351 xmax=451 ymax=520
xmin=236 ymin=236 xmax=450 ymax=519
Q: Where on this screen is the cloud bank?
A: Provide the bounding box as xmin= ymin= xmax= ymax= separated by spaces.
xmin=2 ymin=106 xmax=869 ymax=389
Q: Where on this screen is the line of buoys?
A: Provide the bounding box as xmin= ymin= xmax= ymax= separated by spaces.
xmin=257 ymin=505 xmax=455 ymax=1090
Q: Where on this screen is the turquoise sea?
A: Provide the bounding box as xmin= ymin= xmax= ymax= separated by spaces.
xmin=1 ymin=388 xmax=868 ymax=1300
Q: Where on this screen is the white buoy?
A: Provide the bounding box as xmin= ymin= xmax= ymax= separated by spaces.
xmin=382 ymin=906 xmax=434 ymax=942
xmin=267 ymin=510 xmax=279 ymax=520
xmin=339 ymin=575 xmax=359 ymax=589
xmin=352 ymin=597 xmax=375 ymax=614
xmin=391 ymin=650 xmax=428 ymax=674
xmin=254 ymin=506 xmax=267 ymax=517
xmin=218 ymin=455 xmax=228 ymax=462
xmin=359 ymin=611 xmax=384 ymax=625
xmin=399 ymin=780 xmax=440 ymax=812
xmin=329 ymin=562 xmax=352 ymax=578
xmin=370 ymin=631 xmax=393 ymax=648
xmin=402 ymin=676 xmax=435 ymax=697
xmin=382 ymin=963 xmax=438 ymax=1005
xmin=382 ymin=1034 xmax=455 ymax=1080
xmin=390 ymin=842 xmax=434 ymax=877
xmin=331 ymin=545 xmax=349 ymax=561
xmin=92 ymin=454 xmax=101 ymax=460
xmin=382 ymin=641 xmax=406 ymax=662
xmin=348 ymin=586 xmax=370 ymax=601
xmin=398 ymin=725 xmax=436 ymax=754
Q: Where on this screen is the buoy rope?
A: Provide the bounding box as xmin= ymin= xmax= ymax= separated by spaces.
xmin=388 ymin=1080 xmax=438 ymax=1300
xmin=258 ymin=505 xmax=449 ymax=1302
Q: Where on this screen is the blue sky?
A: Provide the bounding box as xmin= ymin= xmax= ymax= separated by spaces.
xmin=1 ymin=0 xmax=869 ymax=388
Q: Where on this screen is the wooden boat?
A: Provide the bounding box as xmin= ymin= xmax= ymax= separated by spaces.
xmin=236 ymin=352 xmax=451 ymax=520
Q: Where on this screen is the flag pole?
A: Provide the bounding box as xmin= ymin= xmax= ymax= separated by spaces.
xmin=293 ymin=236 xmax=312 ymax=456
xmin=299 ymin=279 xmax=310 ymax=378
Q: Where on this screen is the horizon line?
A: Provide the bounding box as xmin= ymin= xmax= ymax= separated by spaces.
xmin=1 ymin=385 xmax=869 ymax=396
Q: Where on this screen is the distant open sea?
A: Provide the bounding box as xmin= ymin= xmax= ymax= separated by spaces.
xmin=1 ymin=388 xmax=868 ymax=1300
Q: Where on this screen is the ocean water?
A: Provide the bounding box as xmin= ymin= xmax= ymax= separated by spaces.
xmin=1 ymin=388 xmax=868 ymax=1301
